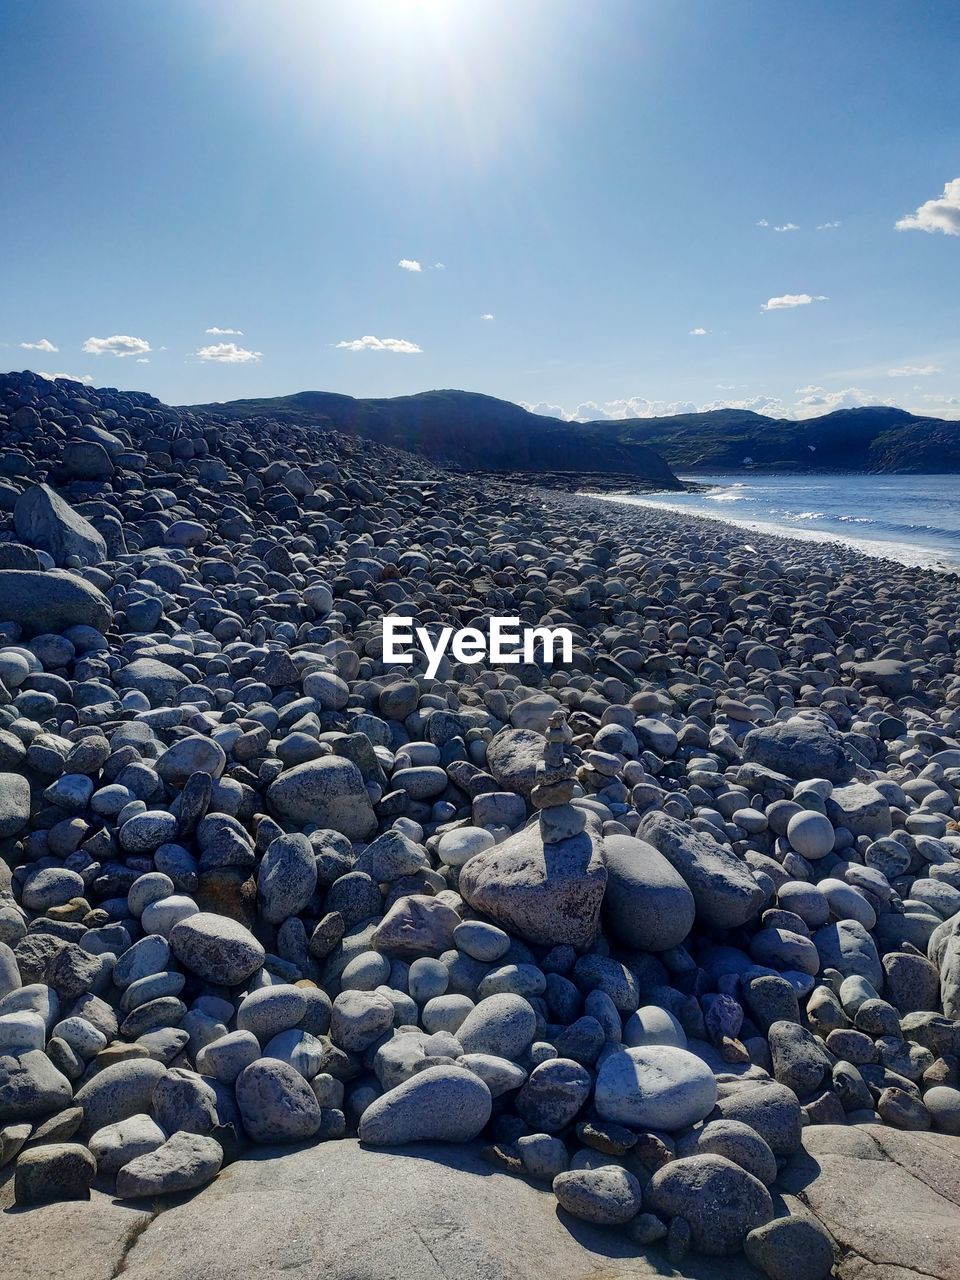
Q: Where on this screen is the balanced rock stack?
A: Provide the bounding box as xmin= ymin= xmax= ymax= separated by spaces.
xmin=0 ymin=369 xmax=958 ymax=1274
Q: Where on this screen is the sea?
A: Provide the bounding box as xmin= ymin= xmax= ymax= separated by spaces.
xmin=595 ymin=472 xmax=960 ymax=573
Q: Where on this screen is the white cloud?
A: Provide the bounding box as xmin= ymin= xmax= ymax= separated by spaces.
xmin=136 ymin=358 xmax=150 ymax=364
xmin=689 ymin=327 xmax=708 ymax=336
xmin=205 ymin=327 xmax=243 ymax=336
xmin=761 ymin=293 xmax=828 ymax=311
xmin=699 ymin=395 xmax=789 ymax=416
xmin=480 ymin=313 xmax=494 ymax=321
xmin=792 ymin=386 xmax=886 ymax=414
xmin=83 ymin=334 xmax=151 ymax=358
xmin=896 ymin=178 xmax=960 ymax=236
xmin=20 ymin=338 xmax=58 ymax=352
xmin=398 ymin=259 xmax=422 ymax=272
xmin=917 ymin=394 xmax=960 ymax=419
xmin=335 ymin=335 xmax=422 ymax=354
xmin=522 ymin=402 xmax=570 ymax=420
xmin=816 ymin=220 xmax=842 ymax=230
xmin=195 ymin=342 xmax=262 ymax=363
xmin=774 ymin=223 xmax=799 ymax=232
xmin=888 ymin=364 xmax=940 ymax=377
xmin=756 ymin=219 xmax=769 ymax=227
xmin=432 ymin=262 xmax=445 ymax=270
xmin=38 ymin=371 xmax=94 ymax=385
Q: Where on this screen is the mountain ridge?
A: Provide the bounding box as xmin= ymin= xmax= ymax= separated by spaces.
xmin=186 ymin=388 xmax=960 ymax=476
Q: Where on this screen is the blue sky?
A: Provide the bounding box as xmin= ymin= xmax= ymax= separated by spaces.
xmin=3 ymin=0 xmax=959 ymax=420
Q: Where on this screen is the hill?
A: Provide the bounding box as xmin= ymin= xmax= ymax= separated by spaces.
xmin=186 ymin=390 xmax=682 ymax=488
xmin=612 ymin=404 xmax=960 ymax=472
xmin=189 ymin=390 xmax=960 ymax=477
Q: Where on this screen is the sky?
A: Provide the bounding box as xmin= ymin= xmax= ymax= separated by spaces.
xmin=2 ymin=0 xmax=959 ymax=421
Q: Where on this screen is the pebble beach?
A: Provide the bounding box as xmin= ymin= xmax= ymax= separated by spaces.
xmin=1 ymin=369 xmax=960 ymax=1276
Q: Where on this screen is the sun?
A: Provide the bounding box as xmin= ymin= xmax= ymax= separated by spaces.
xmin=347 ymin=0 xmax=468 ymax=55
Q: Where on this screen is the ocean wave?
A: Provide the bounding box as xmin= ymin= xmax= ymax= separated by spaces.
xmin=589 ymin=491 xmax=960 ymax=572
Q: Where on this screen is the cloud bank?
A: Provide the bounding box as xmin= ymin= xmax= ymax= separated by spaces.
xmin=520 ymin=385 xmax=917 ymax=424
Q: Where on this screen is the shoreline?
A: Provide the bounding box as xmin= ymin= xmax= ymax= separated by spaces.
xmin=586 ymin=484 xmax=960 ymax=576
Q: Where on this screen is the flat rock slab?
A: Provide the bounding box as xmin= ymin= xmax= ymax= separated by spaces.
xmin=2 ymin=1129 xmax=959 ymax=1279
xmin=103 ymin=1141 xmax=758 ymax=1280
xmin=0 ymin=1171 xmax=152 ymax=1280
xmin=781 ymin=1124 xmax=960 ymax=1280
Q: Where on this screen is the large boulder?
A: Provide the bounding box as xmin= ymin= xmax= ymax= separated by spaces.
xmin=636 ymin=811 xmax=765 ymax=930
xmin=0 ymin=569 xmax=112 ymax=634
xmin=0 ymin=772 xmax=31 ymax=838
xmin=459 ymin=815 xmax=607 ymax=949
xmin=13 ymin=483 xmax=107 ymax=567
xmin=115 ymin=658 xmax=190 ymax=705
xmin=743 ymin=718 xmax=854 ymax=783
xmin=825 ymin=783 xmax=893 ymax=838
xmin=257 ymin=833 xmax=318 ymax=926
xmin=358 ymin=1065 xmax=492 ymax=1145
xmin=74 ymin=1059 xmax=167 ymax=1138
xmin=813 ymin=919 xmax=883 ymax=990
xmin=601 ymin=833 xmax=696 ymax=951
xmin=235 ymin=1058 xmax=321 ymax=1143
xmin=156 ymin=737 xmax=227 ymax=788
xmin=846 ymin=658 xmax=915 ymax=697
xmin=594 ymin=1045 xmax=718 ymax=1131
xmin=371 ymin=894 xmax=461 ymax=956
xmin=0 ymin=1049 xmax=73 ymax=1122
xmin=169 ymin=913 xmax=265 ymax=986
xmin=929 ymin=911 xmax=960 ymax=1020
xmin=648 ymin=1154 xmax=773 ymax=1255
xmin=266 ymin=756 xmax=377 ymax=841
xmin=115 ymin=1132 xmax=223 ymax=1198
xmin=485 ymin=728 xmax=544 ymax=799
xmin=60 ymin=439 xmax=114 ymax=481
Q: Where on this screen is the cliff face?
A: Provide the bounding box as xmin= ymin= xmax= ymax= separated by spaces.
xmin=189 ymin=389 xmax=683 ymax=488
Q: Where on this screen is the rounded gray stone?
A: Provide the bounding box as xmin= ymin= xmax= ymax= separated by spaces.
xmin=358 ymin=1065 xmax=492 ymax=1145
xmin=595 ymin=1046 xmax=717 ymax=1131
xmin=169 ymin=912 xmax=265 ymax=986
xmin=235 ymin=1057 xmax=322 ymax=1143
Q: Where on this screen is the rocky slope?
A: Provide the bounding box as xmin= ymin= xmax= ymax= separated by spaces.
xmin=0 ymin=369 xmax=959 ymax=1277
